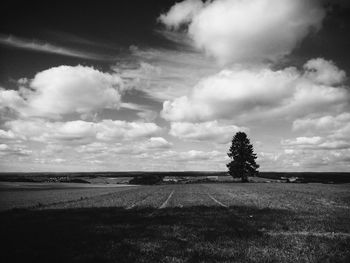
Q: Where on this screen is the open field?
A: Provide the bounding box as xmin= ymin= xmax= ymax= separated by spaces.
xmin=1 ymin=171 xmax=350 ymax=184
xmin=0 ymin=182 xmax=349 ymax=262
xmin=0 ymin=183 xmax=136 ymax=211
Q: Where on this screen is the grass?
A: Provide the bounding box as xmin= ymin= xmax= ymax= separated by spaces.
xmin=1 ymin=171 xmax=349 ymax=184
xmin=1 ymin=205 xmax=349 ymax=263
xmin=0 ymin=183 xmax=349 ymax=262
xmin=0 ymin=186 xmax=135 ymax=211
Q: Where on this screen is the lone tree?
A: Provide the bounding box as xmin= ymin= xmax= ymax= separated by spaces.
xmin=227 ymin=131 xmax=259 ymax=182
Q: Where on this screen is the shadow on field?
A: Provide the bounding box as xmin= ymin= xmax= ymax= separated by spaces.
xmin=0 ymin=206 xmax=349 ymax=263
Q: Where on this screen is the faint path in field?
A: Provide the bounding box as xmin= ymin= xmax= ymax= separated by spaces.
xmin=171 ymin=185 xmax=208 ymax=208
xmin=207 ymin=193 xmax=228 ymax=208
xmin=126 ymin=192 xmax=153 ymax=209
xmin=159 ymin=190 xmax=175 ymax=209
xmin=39 ymin=187 xmax=143 ymax=210
xmin=46 ymin=189 xmax=132 ymax=209
xmin=1 ymin=187 xmax=135 ymax=211
xmin=265 ymin=231 xmax=350 ymax=239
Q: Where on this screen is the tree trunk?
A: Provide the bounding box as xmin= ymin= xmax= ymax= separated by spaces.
xmin=241 ymin=175 xmax=249 ymax=183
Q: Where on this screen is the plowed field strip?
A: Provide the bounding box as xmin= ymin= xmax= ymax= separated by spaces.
xmin=126 ymin=192 xmax=154 ymax=209
xmin=159 ymin=190 xmax=175 ymax=209
xmin=44 ymin=186 xmax=152 ymax=209
xmin=207 ymin=193 xmax=228 ymax=207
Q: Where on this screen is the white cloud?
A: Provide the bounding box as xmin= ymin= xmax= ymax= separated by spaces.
xmin=158 ymin=0 xmax=204 ymax=30
xmin=74 ymin=137 xmax=172 ymax=157
xmin=0 ymin=144 xmax=9 ymax=151
xmin=318 ymin=140 xmax=350 ymax=150
xmin=304 ymin=58 xmax=347 ymax=86
xmin=169 ymin=121 xmax=245 ymax=143
xmin=282 ymin=130 xmax=350 ymax=152
xmin=142 ymin=137 xmax=172 ymax=149
xmin=260 ymin=147 xmax=350 ymax=171
xmin=113 ymin=137 xmax=173 ymax=154
xmin=161 ymin=59 xmax=349 ymax=122
xmin=160 ymin=0 xmax=325 ymax=64
xmin=4 ymin=119 xmax=162 ymax=143
xmin=137 ymin=110 xmax=158 ymax=121
xmin=0 ymin=88 xmax=25 ymax=110
xmin=282 ymin=136 xmax=323 ymax=146
xmin=0 ymin=143 xmax=32 ymax=156
xmin=118 ymin=46 xmax=217 ymax=101
xmin=156 ymin=149 xmax=223 ymax=161
xmin=0 ymin=65 xmax=123 ymax=119
xmin=179 ymin=150 xmax=222 ymax=161
xmin=0 ymin=34 xmax=112 ymax=61
xmin=120 ymin=102 xmax=158 ymax=121
xmin=293 ymin=113 xmax=350 ymax=132
xmin=0 ymin=129 xmax=18 ymax=139
xmin=289 ymin=113 xmax=350 ymax=151
xmin=75 ymin=142 xmax=110 ymax=154
xmin=95 ymin=120 xmax=161 ymax=141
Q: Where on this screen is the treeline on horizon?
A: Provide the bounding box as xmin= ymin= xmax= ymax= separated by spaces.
xmin=0 ymin=171 xmax=350 ymax=183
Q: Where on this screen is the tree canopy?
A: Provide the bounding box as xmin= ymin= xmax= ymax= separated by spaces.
xmin=227 ymin=132 xmax=259 ymax=182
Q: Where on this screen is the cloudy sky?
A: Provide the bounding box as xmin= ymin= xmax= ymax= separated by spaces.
xmin=1 ymin=0 xmax=350 ymax=172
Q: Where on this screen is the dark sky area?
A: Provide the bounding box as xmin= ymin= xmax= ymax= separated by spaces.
xmin=0 ymin=0 xmax=177 ymax=83
xmin=1 ymin=0 xmax=350 ymax=84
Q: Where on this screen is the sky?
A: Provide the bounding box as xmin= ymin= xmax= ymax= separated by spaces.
xmin=0 ymin=0 xmax=350 ymax=172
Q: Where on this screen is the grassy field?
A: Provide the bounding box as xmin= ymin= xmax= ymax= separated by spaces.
xmin=0 ymin=183 xmax=135 ymax=211
xmin=0 ymin=182 xmax=349 ymax=262
xmin=1 ymin=171 xmax=349 ymax=183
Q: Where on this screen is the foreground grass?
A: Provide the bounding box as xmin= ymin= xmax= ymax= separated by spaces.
xmin=1 ymin=205 xmax=349 ymax=263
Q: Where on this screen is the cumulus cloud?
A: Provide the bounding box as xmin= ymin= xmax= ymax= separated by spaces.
xmin=282 ymin=136 xmax=323 ymax=146
xmin=156 ymin=149 xmax=223 ymax=161
xmin=4 ymin=119 xmax=161 ymax=143
xmin=142 ymin=137 xmax=172 ymax=149
xmin=169 ymin=121 xmax=245 ymax=143
xmin=137 ymin=110 xmax=158 ymax=121
xmin=118 ymin=137 xmax=172 ymax=154
xmin=75 ymin=137 xmax=172 ymax=157
xmin=95 ymin=120 xmax=161 ymax=141
xmin=0 ymin=143 xmax=32 ymax=156
xmin=160 ymin=0 xmax=325 ymax=64
xmin=0 ymin=129 xmax=17 ymax=139
xmin=161 ymin=59 xmax=349 ymax=122
xmin=293 ymin=113 xmax=350 ymax=132
xmin=289 ymin=113 xmax=350 ymax=151
xmin=158 ymin=0 xmax=204 ymax=29
xmin=0 ymin=88 xmax=25 ymax=110
xmin=178 ymin=150 xmax=222 ymax=161
xmin=0 ymin=65 xmax=123 ymax=119
xmin=260 ymin=147 xmax=350 ymax=171
xmin=304 ymin=58 xmax=347 ymax=86
xmin=282 ymin=133 xmax=350 ymax=152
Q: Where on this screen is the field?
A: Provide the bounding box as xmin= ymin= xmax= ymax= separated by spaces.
xmin=1 ymin=171 xmax=350 ymax=184
xmin=0 ymin=181 xmax=349 ymax=263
